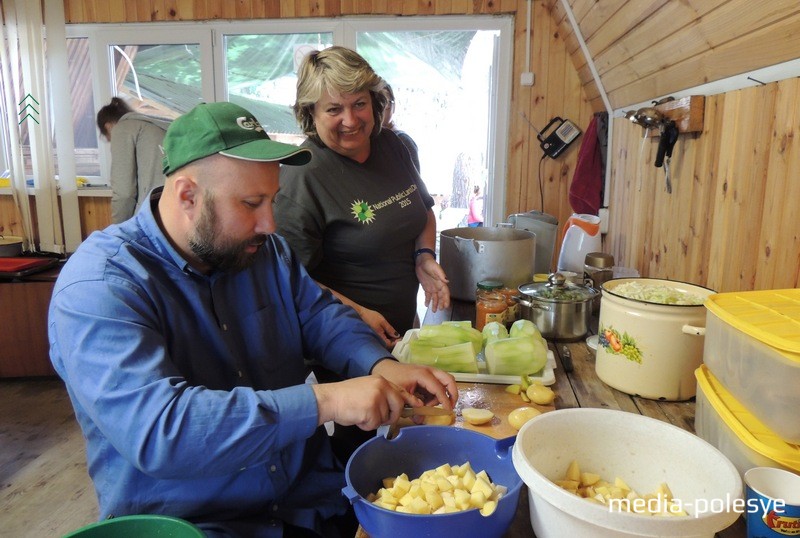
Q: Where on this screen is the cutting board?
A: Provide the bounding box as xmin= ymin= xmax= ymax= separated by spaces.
xmin=397 ymin=381 xmax=556 ymax=439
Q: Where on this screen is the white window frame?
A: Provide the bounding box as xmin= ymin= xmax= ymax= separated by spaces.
xmin=67 ymin=23 xmax=215 ymax=183
xmin=59 ymin=15 xmax=513 ymax=243
xmin=211 ymin=18 xmax=342 ymax=102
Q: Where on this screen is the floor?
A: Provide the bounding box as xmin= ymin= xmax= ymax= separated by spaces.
xmin=0 ymin=377 xmax=98 ymax=537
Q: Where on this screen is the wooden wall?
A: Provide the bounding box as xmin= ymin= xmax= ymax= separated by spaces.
xmin=607 ymin=77 xmax=800 ymax=292
xmin=58 ymin=0 xmax=593 ymax=244
xmin=547 ymin=0 xmax=800 ymax=111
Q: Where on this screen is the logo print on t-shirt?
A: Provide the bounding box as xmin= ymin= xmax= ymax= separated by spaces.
xmin=350 ymin=200 xmax=375 ymax=224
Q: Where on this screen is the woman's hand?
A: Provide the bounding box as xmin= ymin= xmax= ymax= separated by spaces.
xmin=358 ymin=307 xmax=401 ymax=348
xmin=316 ymin=281 xmax=401 ymax=348
xmin=415 ymin=257 xmax=451 ymax=313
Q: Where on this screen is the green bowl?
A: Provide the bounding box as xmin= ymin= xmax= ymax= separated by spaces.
xmin=63 ymin=515 xmax=204 ymax=538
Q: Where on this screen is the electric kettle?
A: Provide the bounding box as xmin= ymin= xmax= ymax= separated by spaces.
xmin=556 ymin=213 xmax=601 ymax=274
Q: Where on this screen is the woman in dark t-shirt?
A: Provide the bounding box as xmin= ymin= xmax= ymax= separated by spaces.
xmin=275 ymin=47 xmax=450 ymax=347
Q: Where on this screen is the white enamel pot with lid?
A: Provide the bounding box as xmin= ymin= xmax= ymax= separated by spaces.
xmin=595 ymin=278 xmax=715 ymax=401
xmin=514 ymin=273 xmax=598 ymax=341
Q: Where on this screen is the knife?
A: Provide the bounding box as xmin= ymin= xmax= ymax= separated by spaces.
xmin=561 ymin=345 xmax=574 ymax=373
xmin=400 ymin=406 xmax=454 ymax=418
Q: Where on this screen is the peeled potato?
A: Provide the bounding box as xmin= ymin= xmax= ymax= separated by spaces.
xmin=462 ymin=407 xmax=494 ymax=425
xmin=424 ymin=413 xmax=455 ymax=426
xmin=526 ymin=383 xmax=555 ymax=405
xmin=507 ymin=406 xmax=541 ymax=431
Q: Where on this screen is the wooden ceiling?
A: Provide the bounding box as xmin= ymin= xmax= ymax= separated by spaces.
xmin=544 ymin=0 xmax=800 ymax=111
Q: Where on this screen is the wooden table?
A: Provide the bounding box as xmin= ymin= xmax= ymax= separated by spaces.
xmin=414 ymin=299 xmax=746 ymax=538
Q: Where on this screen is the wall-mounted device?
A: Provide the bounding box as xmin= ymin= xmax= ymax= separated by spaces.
xmin=519 ymin=112 xmax=582 ymax=159
xmin=537 ymin=117 xmax=581 ymax=159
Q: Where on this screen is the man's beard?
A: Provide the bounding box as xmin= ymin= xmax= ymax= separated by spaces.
xmin=188 ymin=196 xmax=267 ymax=272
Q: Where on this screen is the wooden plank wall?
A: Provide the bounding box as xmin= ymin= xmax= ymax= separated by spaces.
xmin=607 ymin=77 xmax=800 ymax=292
xmin=548 ymin=0 xmax=800 ymax=111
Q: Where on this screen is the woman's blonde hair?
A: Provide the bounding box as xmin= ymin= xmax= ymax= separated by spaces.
xmin=294 ymin=46 xmax=388 ymax=145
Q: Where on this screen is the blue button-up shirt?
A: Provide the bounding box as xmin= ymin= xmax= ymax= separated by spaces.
xmin=48 ymin=189 xmax=391 ymax=537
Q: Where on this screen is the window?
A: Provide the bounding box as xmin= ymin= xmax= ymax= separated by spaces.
xmin=356 ymin=28 xmax=500 ymax=229
xmin=70 ymin=25 xmax=214 ymax=183
xmin=222 ymin=32 xmax=332 ymax=144
xmin=58 ymin=17 xmax=511 ymax=249
xmin=66 ymin=37 xmax=99 ymax=177
xmin=112 ymin=43 xmax=202 ymax=118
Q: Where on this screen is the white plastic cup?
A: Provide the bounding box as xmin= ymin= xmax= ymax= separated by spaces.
xmin=744 ymin=467 xmax=800 ymax=537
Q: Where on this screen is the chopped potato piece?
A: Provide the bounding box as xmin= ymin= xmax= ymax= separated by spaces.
xmin=526 ymin=383 xmax=556 ymax=405
xmin=436 ymin=477 xmax=453 ymax=492
xmin=462 ymin=407 xmax=495 ymax=425
xmin=436 ymin=463 xmax=453 ymax=477
xmin=553 ymin=460 xmax=689 ymax=517
xmin=581 ymin=472 xmax=601 ymax=487
xmin=565 ymin=460 xmax=581 ymax=482
xmin=369 ymin=460 xmax=506 ymax=516
xmin=507 ymin=406 xmax=541 ymax=431
xmin=480 ymin=500 xmax=497 ymax=516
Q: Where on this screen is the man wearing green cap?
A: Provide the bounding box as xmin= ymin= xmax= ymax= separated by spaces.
xmin=49 ymin=102 xmax=457 ymax=537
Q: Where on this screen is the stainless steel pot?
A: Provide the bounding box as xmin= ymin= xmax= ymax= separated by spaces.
xmin=514 ymin=273 xmax=598 ymax=341
xmin=439 ymin=227 xmax=536 ymax=301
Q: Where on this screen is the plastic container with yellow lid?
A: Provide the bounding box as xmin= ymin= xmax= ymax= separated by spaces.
xmin=703 ymin=289 xmax=800 ymax=443
xmin=694 ymin=365 xmax=800 ymax=480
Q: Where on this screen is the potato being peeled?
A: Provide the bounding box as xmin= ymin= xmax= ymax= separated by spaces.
xmin=424 ymin=413 xmax=455 ymax=426
xmin=508 ymin=406 xmax=541 ymax=431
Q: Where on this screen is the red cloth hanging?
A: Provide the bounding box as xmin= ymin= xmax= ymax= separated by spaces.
xmin=569 ymin=115 xmax=603 ymax=215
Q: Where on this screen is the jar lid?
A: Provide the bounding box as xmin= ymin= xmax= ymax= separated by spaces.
xmin=518 ymin=273 xmax=597 ymax=302
xmin=585 ymin=252 xmax=615 ymax=268
xmin=477 ymin=279 xmax=504 ymax=290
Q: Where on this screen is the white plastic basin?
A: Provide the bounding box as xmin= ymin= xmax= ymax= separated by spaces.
xmin=512 ymin=408 xmax=743 ymax=538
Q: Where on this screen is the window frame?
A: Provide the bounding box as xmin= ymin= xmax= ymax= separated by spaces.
xmin=67 ymin=23 xmax=215 ymax=183
xmin=60 ymin=15 xmax=512 ymax=242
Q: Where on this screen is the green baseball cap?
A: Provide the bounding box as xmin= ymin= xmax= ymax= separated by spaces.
xmin=162 ymin=102 xmax=311 ymax=175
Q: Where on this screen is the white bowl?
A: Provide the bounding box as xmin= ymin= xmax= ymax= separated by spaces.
xmin=512 ymin=408 xmax=742 ymax=538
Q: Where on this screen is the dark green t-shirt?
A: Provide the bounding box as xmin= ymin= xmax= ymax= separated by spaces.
xmin=275 ymin=130 xmax=434 ymax=334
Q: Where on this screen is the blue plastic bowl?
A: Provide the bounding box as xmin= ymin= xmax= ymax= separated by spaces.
xmin=343 ymin=425 xmax=521 ymax=538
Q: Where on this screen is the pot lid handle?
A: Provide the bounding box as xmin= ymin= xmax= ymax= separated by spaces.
xmin=547 ymin=272 xmax=567 ymax=288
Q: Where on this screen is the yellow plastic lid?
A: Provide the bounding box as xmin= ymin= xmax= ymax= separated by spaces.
xmin=705 ymin=289 xmax=800 ymax=356
xmin=695 ymin=365 xmax=800 ymax=471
